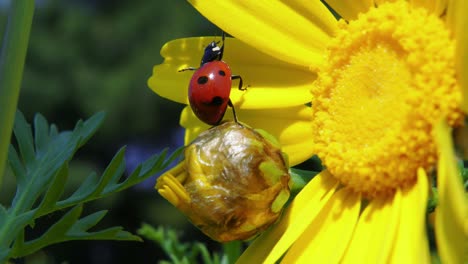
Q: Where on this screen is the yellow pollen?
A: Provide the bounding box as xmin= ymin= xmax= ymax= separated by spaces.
xmin=311 ymin=1 xmax=462 ymax=198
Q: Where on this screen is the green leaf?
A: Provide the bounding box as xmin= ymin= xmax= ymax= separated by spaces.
xmin=7 ymin=145 xmax=26 ymax=187
xmin=68 ymin=226 xmax=141 ymax=241
xmin=138 ymin=224 xmax=233 ymax=264
xmin=1 ymin=112 xmax=177 ymax=262
xmin=33 ymin=113 xmax=50 ymax=157
xmin=137 ymin=223 xmax=163 ymax=241
xmin=139 ymin=147 xmax=183 ymax=180
xmin=35 ymin=163 xmax=69 ymax=215
xmin=76 ymin=111 xmax=105 ymax=148
xmin=49 ymin=124 xmax=58 ymax=138
xmin=10 ymin=129 xmax=78 ymax=212
xmin=90 ymin=146 xmax=126 ymax=196
xmin=289 ymin=168 xmax=320 ymax=195
xmin=12 ymin=205 xmax=140 ymax=258
xmin=145 ymin=148 xmax=169 ymax=174
xmin=101 ymin=174 xmax=123 ymax=193
xmin=66 ymin=210 xmax=140 ymax=241
xmin=0 ymin=205 xmax=7 ymax=226
xmin=3 ymin=210 xmax=35 ymax=249
xmin=0 ymin=249 xmax=10 ymax=263
xmin=112 ymin=147 xmax=183 ymax=192
xmin=12 ymin=205 xmax=84 ymax=257
xmin=13 ymin=111 xmax=35 ymax=169
xmin=162 ymin=146 xmax=184 ymax=168
xmin=196 ymin=242 xmax=215 ymax=264
xmin=68 ymin=210 xmax=108 ymax=232
xmin=118 ymin=165 xmax=143 ymax=188
xmin=14 ymin=111 xmax=105 ymax=213
xmin=58 ymin=172 xmax=98 ymax=208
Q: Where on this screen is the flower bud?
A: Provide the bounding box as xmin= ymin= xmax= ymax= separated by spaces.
xmin=156 ymin=121 xmax=291 ymax=242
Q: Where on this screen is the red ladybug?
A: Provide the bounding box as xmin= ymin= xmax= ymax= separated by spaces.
xmin=180 ymin=33 xmax=246 ymax=125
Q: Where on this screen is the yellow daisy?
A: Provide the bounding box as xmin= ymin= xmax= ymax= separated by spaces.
xmin=148 ymin=0 xmax=467 ymax=263
xmin=148 ymin=36 xmax=315 ymax=166
xmin=148 ymin=0 xmax=466 ymax=262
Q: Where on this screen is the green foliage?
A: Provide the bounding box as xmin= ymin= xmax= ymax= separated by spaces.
xmin=289 ymin=168 xmax=320 ymax=197
xmin=0 ymin=0 xmax=35 ymax=186
xmin=0 ymin=111 xmax=182 ymax=262
xmin=459 ymin=161 xmax=468 ymax=189
xmin=18 ymin=0 xmax=208 ymax=141
xmin=138 ymin=224 xmax=242 ymax=264
xmin=421 ymin=160 xmax=468 ymax=214
xmin=289 ymin=155 xmax=323 ymax=196
xmin=427 ymin=187 xmax=438 ymax=213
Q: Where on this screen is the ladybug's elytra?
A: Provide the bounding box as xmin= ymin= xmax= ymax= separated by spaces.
xmin=180 ymin=33 xmax=246 ymax=125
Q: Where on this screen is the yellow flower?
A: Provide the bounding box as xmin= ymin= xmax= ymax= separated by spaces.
xmin=147 ymin=0 xmax=467 ymax=263
xmin=147 ymin=36 xmax=315 ymax=166
xmin=156 ymin=122 xmax=292 ymax=242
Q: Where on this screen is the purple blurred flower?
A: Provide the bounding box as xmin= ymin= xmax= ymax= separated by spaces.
xmin=125 ymin=127 xmax=184 ymax=190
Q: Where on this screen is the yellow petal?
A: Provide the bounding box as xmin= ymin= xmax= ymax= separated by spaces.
xmin=446 ymin=0 xmax=459 ymax=34
xmin=325 ymin=0 xmax=373 ymax=21
xmin=181 ymin=105 xmax=314 ymax=166
xmin=434 ymin=121 xmax=467 ymax=264
xmin=188 ymin=0 xmax=337 ymax=68
xmin=409 ymin=0 xmax=447 ymax=16
xmin=148 ymin=37 xmax=316 ymax=107
xmin=457 ymin=18 xmax=468 ymax=113
xmin=236 ymin=171 xmax=339 ymax=264
xmin=282 ymin=187 xmax=361 ymax=263
xmin=389 ymin=168 xmax=430 ymax=263
xmin=446 ymin=0 xmax=455 ymax=28
xmin=148 ymin=63 xmax=190 ymax=105
xmin=341 ymin=190 xmax=401 ymax=263
xmin=447 ymin=0 xmax=468 ymax=112
xmin=229 ymin=76 xmax=314 ymax=109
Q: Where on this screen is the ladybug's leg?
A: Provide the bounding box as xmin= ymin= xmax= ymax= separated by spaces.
xmin=178 ymin=67 xmax=198 ymax=72
xmin=228 ymin=99 xmax=239 ymax=123
xmin=231 ymin=75 xmax=248 ymax=91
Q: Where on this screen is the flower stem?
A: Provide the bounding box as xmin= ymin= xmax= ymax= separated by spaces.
xmin=0 ymin=0 xmax=35 ymax=186
xmin=223 ymin=240 xmax=242 ymax=263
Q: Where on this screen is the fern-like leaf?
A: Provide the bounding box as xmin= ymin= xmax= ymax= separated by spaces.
xmin=137 ymin=224 xmax=238 ymax=264
xmin=0 ymin=111 xmax=181 ymax=263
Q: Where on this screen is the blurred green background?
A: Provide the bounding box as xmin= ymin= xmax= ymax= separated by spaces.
xmin=0 ymin=0 xmax=225 ymax=262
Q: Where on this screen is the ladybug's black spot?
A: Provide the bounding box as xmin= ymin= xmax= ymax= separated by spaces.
xmin=197 ymin=76 xmax=209 ymax=84
xmin=211 ymin=96 xmax=224 ymax=106
xmin=218 ymin=70 xmax=226 ymax=76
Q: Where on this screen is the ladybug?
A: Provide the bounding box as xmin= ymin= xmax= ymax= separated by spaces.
xmin=180 ymin=33 xmax=246 ymax=125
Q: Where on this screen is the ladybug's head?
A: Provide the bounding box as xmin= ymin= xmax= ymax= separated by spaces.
xmin=200 ymin=41 xmax=222 ymax=66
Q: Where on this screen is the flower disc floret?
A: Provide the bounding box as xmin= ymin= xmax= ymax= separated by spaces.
xmin=311 ymin=1 xmax=462 ymax=198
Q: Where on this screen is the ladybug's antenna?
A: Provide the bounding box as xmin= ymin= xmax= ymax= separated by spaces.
xmin=219 ymin=31 xmax=225 ymax=61
xmin=228 ymin=99 xmax=239 ymax=123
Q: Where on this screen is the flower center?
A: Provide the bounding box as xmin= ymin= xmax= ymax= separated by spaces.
xmin=311 ymin=1 xmax=462 ymax=198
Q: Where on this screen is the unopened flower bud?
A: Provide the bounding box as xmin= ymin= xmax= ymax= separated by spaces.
xmin=156 ymin=121 xmax=291 ymax=242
